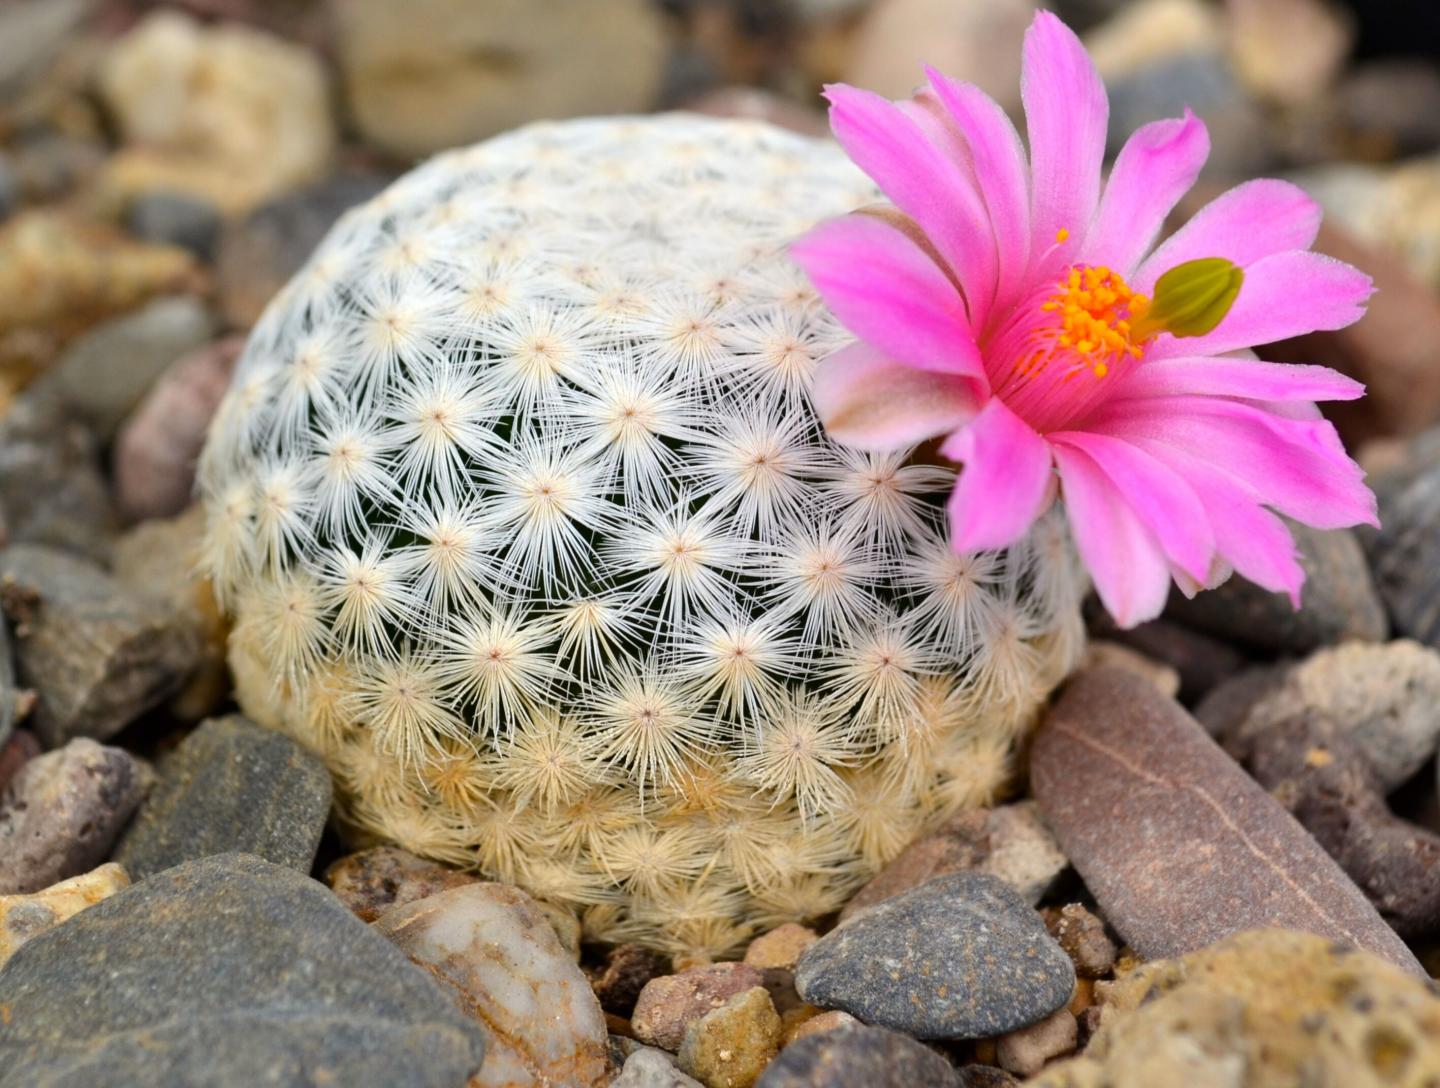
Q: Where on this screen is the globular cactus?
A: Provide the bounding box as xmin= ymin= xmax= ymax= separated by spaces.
xmin=199 ymin=115 xmax=1087 ymax=956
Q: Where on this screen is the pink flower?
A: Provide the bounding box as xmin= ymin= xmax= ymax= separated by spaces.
xmin=790 ymin=11 xmax=1377 ymax=628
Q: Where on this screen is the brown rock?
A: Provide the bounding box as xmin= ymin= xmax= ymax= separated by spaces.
xmin=677 ymin=986 xmax=782 ymax=1088
xmin=1085 ymin=612 xmax=1247 ymax=704
xmin=0 ymin=731 xmax=39 ymax=795
xmin=0 ymin=862 xmax=129 ymax=966
xmin=1031 ymin=667 xmax=1422 ymax=974
xmin=633 ymin=963 xmax=767 ymax=1052
xmin=994 ymin=1006 xmax=1077 ymax=1077
xmin=323 ymin=845 xmax=480 ymax=923
xmin=1048 ymin=904 xmax=1117 ymax=980
xmin=744 ymin=924 xmax=819 ymax=972
xmin=590 ymin=943 xmax=672 ymax=1017
xmin=784 ymin=1010 xmax=857 ymax=1046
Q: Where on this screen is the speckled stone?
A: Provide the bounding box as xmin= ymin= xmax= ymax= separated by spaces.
xmin=374 ymin=882 xmax=609 ymax=1088
xmin=755 ymin=1025 xmax=960 ymax=1087
xmin=677 ymin=986 xmax=782 ymax=1088
xmin=1031 ymin=667 xmax=1423 ymax=975
xmin=795 ymin=872 xmax=1075 ymax=1040
xmin=615 ymin=1047 xmax=704 ymax=1087
xmin=0 ymin=853 xmax=487 ymax=1087
xmin=633 ymin=963 xmax=768 ymax=1051
xmin=324 ymin=845 xmax=481 ymax=922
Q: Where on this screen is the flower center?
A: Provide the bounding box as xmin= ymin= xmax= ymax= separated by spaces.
xmin=1039 ymin=264 xmax=1149 ymax=380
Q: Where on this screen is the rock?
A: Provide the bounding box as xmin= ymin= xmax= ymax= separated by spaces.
xmin=841 ymin=803 xmax=1066 ymax=921
xmin=617 ymin=1047 xmax=704 ymax=1088
xmin=123 ymin=191 xmax=222 ymax=262
xmin=755 ymin=1024 xmax=960 ymax=1088
xmin=591 ymin=943 xmax=673 ymax=1016
xmin=0 ymin=853 xmax=487 ymax=1087
xmin=783 ymin=1010 xmax=858 ymax=1046
xmin=844 ymin=0 xmax=1035 ymax=114
xmin=1081 ymin=641 xmax=1180 ymax=698
xmin=634 ymin=962 xmax=768 ymax=1052
xmin=1192 ymin=661 xmax=1291 ymax=738
xmin=113 ymin=337 xmax=242 ymax=523
xmin=1335 ymin=61 xmax=1440 ymax=159
xmin=31 ymin=295 xmax=216 ymax=443
xmin=1047 ymin=904 xmax=1117 ymax=980
xmin=324 ymin=845 xmax=480 ymax=923
xmin=797 ymin=873 xmax=1074 ymax=1039
xmin=1367 ymin=437 xmax=1440 ymax=648
xmin=0 ymin=594 xmax=16 ymax=751
xmin=1084 ymin=610 xmax=1246 ymax=704
xmin=1083 ymin=0 xmax=1223 ymax=81
xmin=1031 ymin=667 xmax=1423 ymax=974
xmin=537 ymin=897 xmax=583 ymax=961
xmin=374 ymin=882 xmax=608 ymax=1088
xmin=96 ymin=10 xmax=335 ymax=214
xmin=0 ymin=392 xmax=118 ymax=565
xmin=0 ymin=544 xmax=201 ymax=746
xmin=994 ymin=1007 xmax=1077 ymax=1077
xmin=0 ymin=731 xmax=39 ymax=795
xmin=744 ymin=924 xmax=819 ymax=972
xmin=112 ymin=715 xmax=331 ymax=880
xmin=1225 ymin=0 xmax=1353 ymax=107
xmin=680 ymin=88 xmax=828 ymax=139
xmin=1165 ymin=524 xmax=1387 ymax=655
xmin=956 ymin=1068 xmax=1019 ymax=1088
xmin=332 ymin=0 xmax=667 ymax=160
xmin=677 ymin=986 xmax=782 ymax=1088
xmin=0 ymin=0 xmax=92 ymax=105
xmin=0 ymin=151 xmax=16 ymax=222
xmin=111 ymin=507 xmax=229 ymax=722
xmin=215 ymin=173 xmax=389 ymax=327
xmin=0 ymin=738 xmax=150 ymax=894
xmin=1029 ymin=929 xmax=1440 ymax=1088
xmin=0 ymin=862 xmax=129 ymax=966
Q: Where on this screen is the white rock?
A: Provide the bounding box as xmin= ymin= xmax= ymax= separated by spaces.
xmin=614 ymin=1047 xmax=704 ymax=1088
xmin=980 ymin=801 xmax=1069 ymax=906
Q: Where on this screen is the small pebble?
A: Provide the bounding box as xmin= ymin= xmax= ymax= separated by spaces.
xmin=744 ymin=923 xmax=819 ymax=972
xmin=0 ymin=862 xmax=129 ymax=966
xmin=124 ymin=191 xmax=222 ymax=261
xmin=616 ymin=1047 xmax=704 ymax=1088
xmin=994 ymin=1007 xmax=1077 ymax=1077
xmin=1048 ymin=904 xmax=1118 ymax=979
xmin=324 ymin=845 xmax=480 ymax=923
xmin=783 ymin=1010 xmax=857 ymax=1046
xmin=677 ymin=986 xmax=782 ymax=1088
xmin=755 ymin=1024 xmax=960 ymax=1088
xmin=0 ymin=730 xmax=39 ymax=795
xmin=1082 ymin=640 xmax=1181 ymax=698
xmin=633 ymin=962 xmax=767 ymax=1051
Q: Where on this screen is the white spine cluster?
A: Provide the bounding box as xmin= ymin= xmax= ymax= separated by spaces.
xmin=201 ymin=115 xmax=1086 ymax=956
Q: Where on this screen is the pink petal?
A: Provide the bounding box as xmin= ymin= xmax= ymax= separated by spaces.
xmin=1052 ymin=442 xmax=1173 ymax=627
xmin=1111 ymin=357 xmax=1365 ymax=403
xmin=824 ymin=83 xmax=998 ymax=324
xmin=1134 ymin=178 xmax=1321 ymax=293
xmin=1148 ymin=250 xmax=1373 ymax=359
xmin=1049 ymin=431 xmax=1214 ymax=583
xmin=1083 ymin=110 xmax=1210 ymax=277
xmin=923 ymin=67 xmax=1031 ymax=313
xmin=1021 ymin=12 xmax=1108 ymax=273
xmin=790 ymin=215 xmax=984 ymax=377
xmin=939 ymin=398 xmax=1055 ymax=552
xmin=811 ymin=342 xmax=982 ymax=452
xmin=1089 ymin=395 xmax=1378 ymax=530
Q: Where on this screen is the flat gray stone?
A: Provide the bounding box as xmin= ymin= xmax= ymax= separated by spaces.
xmin=795 ymin=873 xmax=1074 ymax=1040
xmin=0 ymin=853 xmax=486 ymax=1088
xmin=755 ymin=1025 xmax=960 ymax=1088
xmin=113 ymin=715 xmax=331 ymax=879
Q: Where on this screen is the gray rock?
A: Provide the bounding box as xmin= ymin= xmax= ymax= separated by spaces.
xmin=1166 ymin=523 xmax=1387 ymax=655
xmin=615 ymin=1047 xmax=703 ymax=1087
xmin=1367 ymin=440 xmax=1440 ymax=648
xmin=0 ymin=739 xmax=150 ymax=894
xmin=0 ymin=151 xmax=15 ymax=222
xmin=0 ymin=611 xmax=14 ymax=751
xmin=796 ymin=873 xmax=1074 ymax=1040
xmin=114 ymin=715 xmax=331 ymax=880
xmin=31 ymin=295 xmax=216 ymax=442
xmin=1193 ymin=661 xmax=1291 ymax=737
xmin=124 ymin=191 xmax=221 ymax=262
xmin=755 ymin=1024 xmax=960 ymax=1087
xmin=0 ymin=853 xmax=487 ymax=1088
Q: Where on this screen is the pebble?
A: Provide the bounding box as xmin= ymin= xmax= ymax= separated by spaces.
xmin=1192 ymin=661 xmax=1292 ymax=738
xmin=1031 ymin=667 xmax=1423 ymax=974
xmin=1225 ymin=0 xmax=1353 ymax=107
xmin=677 ymin=986 xmax=782 ymax=1088
xmin=332 ymin=0 xmax=666 ymax=160
xmin=123 ymin=191 xmax=222 ymax=262
xmin=0 ymin=862 xmax=129 ymax=966
xmin=1083 ymin=0 xmax=1222 ymax=81
xmin=1047 ymin=904 xmax=1118 ymax=980
xmin=0 ymin=730 xmax=39 ymax=795
xmin=0 ymin=392 xmax=118 ymax=566
xmin=1165 ymin=524 xmax=1387 ymax=655
xmin=374 ymin=882 xmax=609 ymax=1088
xmin=957 ymin=1068 xmax=1019 ymax=1088
xmin=1030 ymin=929 xmax=1440 ymax=1088
xmin=1084 ymin=611 xmax=1245 ymax=704
xmin=994 ymin=1007 xmax=1078 ymax=1077
xmin=590 ymin=943 xmax=673 ymax=1016
xmin=616 ymin=1047 xmax=704 ymax=1088
xmin=1335 ymin=60 xmax=1440 ymax=159
xmin=633 ymin=963 xmax=768 ymax=1052
xmin=783 ymin=1011 xmax=858 ymax=1046
xmin=0 ymin=738 xmax=150 ymax=894
xmin=113 ymin=715 xmax=332 ymax=881
xmin=1367 ymin=433 xmax=1440 ymax=648
xmin=31 ymin=295 xmax=216 ymax=443
xmin=1080 ymin=641 xmax=1180 ymax=698
xmin=0 ymin=853 xmax=488 ymax=1087
xmin=0 ymin=544 xmax=201 ymax=746
xmin=982 ymin=802 xmax=1071 ymax=907
xmin=0 ymin=150 xmax=15 ymax=222
xmin=744 ymin=924 xmax=819 ymax=972
xmin=754 ymin=1024 xmax=960 ymax=1088
xmin=324 ymin=845 xmax=481 ymax=923
xmin=796 ymin=873 xmax=1074 ymax=1040
xmin=113 ymin=337 xmax=242 ymax=523
xmin=0 ymin=596 xmax=16 ymax=751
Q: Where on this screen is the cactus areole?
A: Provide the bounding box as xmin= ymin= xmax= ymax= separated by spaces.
xmin=199 ymin=115 xmax=1086 ymax=955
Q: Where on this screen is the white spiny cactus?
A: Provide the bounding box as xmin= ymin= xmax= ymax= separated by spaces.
xmin=201 ymin=114 xmax=1087 ymax=956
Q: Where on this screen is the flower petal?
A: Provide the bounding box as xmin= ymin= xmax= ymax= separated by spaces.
xmin=790 ymin=215 xmax=984 ymax=377
xmin=1148 ymin=250 xmax=1372 ymax=359
xmin=1134 ymin=178 xmax=1321 ymax=293
xmin=1083 ymin=110 xmax=1210 ymax=277
xmin=1111 ymin=357 xmax=1365 ymax=403
xmin=1052 ymin=442 xmax=1173 ymax=627
xmin=824 ymin=83 xmax=998 ymax=322
xmin=939 ymin=398 xmax=1055 ymax=552
xmin=811 ymin=342 xmax=981 ymax=451
xmin=1021 ymin=11 xmax=1108 ymax=272
xmin=923 ymin=67 xmax=1031 ymax=313
xmin=1049 ymin=431 xmax=1214 ymax=583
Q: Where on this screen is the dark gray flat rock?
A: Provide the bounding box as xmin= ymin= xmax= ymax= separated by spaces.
xmin=755 ymin=1025 xmax=960 ymax=1088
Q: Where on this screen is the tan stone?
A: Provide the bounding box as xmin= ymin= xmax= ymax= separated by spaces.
xmin=632 ymin=963 xmax=767 ymax=1052
xmin=1082 ymin=642 xmax=1181 ymax=699
xmin=996 ymin=1006 xmax=1078 ymax=1076
xmin=677 ymin=986 xmax=782 ymax=1088
xmin=783 ymin=1009 xmax=858 ymax=1045
xmin=1084 ymin=0 xmax=1223 ymax=82
xmin=0 ymin=862 xmax=129 ymax=965
xmin=743 ymin=923 xmax=818 ymax=972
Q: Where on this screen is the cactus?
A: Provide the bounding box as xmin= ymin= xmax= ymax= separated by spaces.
xmin=200 ymin=115 xmax=1087 ymax=956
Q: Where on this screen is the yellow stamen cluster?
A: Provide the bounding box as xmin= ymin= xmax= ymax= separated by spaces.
xmin=1040 ymin=265 xmax=1150 ymax=380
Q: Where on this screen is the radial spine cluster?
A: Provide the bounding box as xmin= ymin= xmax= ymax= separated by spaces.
xmin=199 ymin=114 xmax=1087 ymax=956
